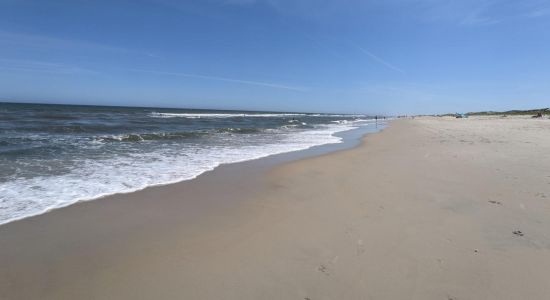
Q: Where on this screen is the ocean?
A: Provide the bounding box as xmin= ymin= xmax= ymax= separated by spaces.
xmin=0 ymin=102 xmax=381 ymax=225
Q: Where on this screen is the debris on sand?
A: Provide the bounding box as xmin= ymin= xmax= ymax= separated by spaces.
xmin=317 ymin=264 xmax=329 ymax=275
xmin=513 ymin=230 xmax=524 ymax=237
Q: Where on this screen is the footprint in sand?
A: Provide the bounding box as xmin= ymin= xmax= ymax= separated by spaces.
xmin=345 ymin=226 xmax=355 ymax=237
xmin=317 ymin=256 xmax=338 ymax=276
xmin=356 ymin=239 xmax=366 ymax=255
xmin=513 ymin=230 xmax=524 ymax=237
xmin=317 ymin=264 xmax=330 ymax=275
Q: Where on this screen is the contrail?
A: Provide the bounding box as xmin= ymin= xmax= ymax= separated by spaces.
xmin=355 ymin=45 xmax=406 ymax=74
xmin=127 ymin=68 xmax=307 ymax=92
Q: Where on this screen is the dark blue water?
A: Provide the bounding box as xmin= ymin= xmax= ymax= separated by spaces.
xmin=0 ymin=102 xmax=375 ymax=224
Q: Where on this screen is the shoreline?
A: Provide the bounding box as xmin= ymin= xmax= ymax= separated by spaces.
xmin=0 ymin=120 xmax=387 ymax=227
xmin=2 ymin=117 xmax=550 ymax=299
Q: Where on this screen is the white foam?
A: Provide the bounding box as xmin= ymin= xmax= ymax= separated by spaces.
xmin=0 ymin=123 xmax=368 ymax=225
xmin=150 ymin=112 xmax=367 ymax=119
xmin=150 ymin=112 xmax=308 ymax=118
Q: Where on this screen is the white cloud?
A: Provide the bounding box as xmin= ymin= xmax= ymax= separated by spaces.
xmin=0 ymin=58 xmax=98 ymax=75
xmin=220 ymin=0 xmax=550 ymax=25
xmin=355 ymin=45 xmax=405 ymax=74
xmin=127 ymin=68 xmax=307 ymax=92
xmin=0 ymin=30 xmax=159 ymax=57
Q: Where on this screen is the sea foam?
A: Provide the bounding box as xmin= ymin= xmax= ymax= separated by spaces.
xmin=0 ymin=122 xmax=367 ymax=225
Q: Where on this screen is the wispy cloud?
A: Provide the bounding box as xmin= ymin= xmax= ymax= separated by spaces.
xmin=224 ymin=0 xmax=257 ymax=4
xmin=0 ymin=30 xmax=159 ymax=58
xmin=525 ymin=5 xmax=550 ymax=18
xmin=416 ymin=0 xmax=549 ymax=26
xmin=459 ymin=9 xmax=500 ymax=26
xmin=127 ymin=68 xmax=307 ymax=92
xmin=230 ymin=0 xmax=364 ymax=20
xmin=225 ymin=0 xmax=549 ymax=26
xmin=295 ymin=32 xmax=346 ymax=59
xmin=0 ymin=30 xmax=124 ymax=52
xmin=354 ymin=45 xmax=405 ymax=74
xmin=0 ymin=58 xmax=98 ymax=75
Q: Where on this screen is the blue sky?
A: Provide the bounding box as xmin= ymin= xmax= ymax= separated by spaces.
xmin=0 ymin=0 xmax=549 ymax=114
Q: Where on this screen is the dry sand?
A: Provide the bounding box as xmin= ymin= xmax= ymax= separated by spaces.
xmin=1 ymin=117 xmax=550 ymax=299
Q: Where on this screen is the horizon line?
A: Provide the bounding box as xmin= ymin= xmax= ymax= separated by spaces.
xmin=0 ymin=99 xmax=382 ymax=116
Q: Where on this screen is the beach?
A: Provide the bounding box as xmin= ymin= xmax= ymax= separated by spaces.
xmin=1 ymin=116 xmax=550 ymax=299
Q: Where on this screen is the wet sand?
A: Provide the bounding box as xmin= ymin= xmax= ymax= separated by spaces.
xmin=1 ymin=117 xmax=550 ymax=299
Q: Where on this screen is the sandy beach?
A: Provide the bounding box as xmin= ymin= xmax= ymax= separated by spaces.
xmin=1 ymin=117 xmax=550 ymax=300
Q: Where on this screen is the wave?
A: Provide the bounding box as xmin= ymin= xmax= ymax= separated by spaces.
xmin=96 ymin=128 xmax=264 ymax=142
xmin=18 ymin=124 xmax=135 ymax=134
xmin=0 ymin=122 xmax=371 ymax=225
xmin=331 ymin=119 xmax=373 ymax=125
xmin=97 ymin=132 xmax=208 ymax=142
xmin=150 ymin=112 xmax=367 ymax=119
xmin=216 ymin=128 xmax=263 ymax=134
xmin=33 ymin=113 xmax=80 ymax=120
xmin=150 ymin=112 xmax=307 ymax=118
xmin=331 ymin=120 xmax=351 ymax=125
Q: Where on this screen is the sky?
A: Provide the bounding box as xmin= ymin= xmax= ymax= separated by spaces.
xmin=0 ymin=0 xmax=549 ymax=115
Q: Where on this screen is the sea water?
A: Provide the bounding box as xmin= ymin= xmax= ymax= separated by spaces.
xmin=0 ymin=102 xmax=379 ymax=225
